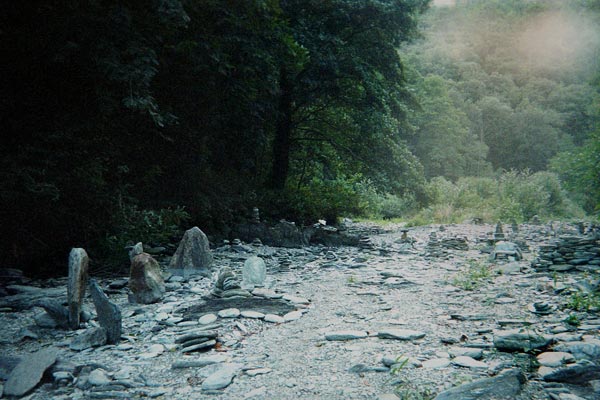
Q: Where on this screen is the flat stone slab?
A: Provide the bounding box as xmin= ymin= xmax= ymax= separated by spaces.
xmin=240 ymin=310 xmax=265 ymax=319
xmin=377 ymin=329 xmax=426 ymax=341
xmin=201 ymin=363 xmax=243 ymax=390
xmin=451 ymin=356 xmax=488 ymax=369
xmin=325 ymin=331 xmax=368 ymax=341
xmin=4 ymin=348 xmax=58 ymax=397
xmin=171 ymin=355 xmax=228 ymax=369
xmin=264 ymin=314 xmax=285 ymax=323
xmin=537 ymin=352 xmax=575 ymax=368
xmin=494 ymin=329 xmax=552 ymax=352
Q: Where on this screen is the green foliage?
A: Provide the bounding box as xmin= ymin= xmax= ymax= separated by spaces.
xmin=567 ymin=290 xmax=600 ymax=312
xmin=407 ymin=171 xmax=584 ymax=225
xmin=452 ymin=259 xmax=492 ymax=291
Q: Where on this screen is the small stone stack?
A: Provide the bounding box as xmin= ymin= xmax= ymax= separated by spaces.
xmin=212 ymin=267 xmax=251 ymax=298
xmin=532 ymin=236 xmax=600 ymax=272
xmin=424 ymin=232 xmax=448 ymax=258
xmin=278 ymin=255 xmax=292 ymax=272
xmin=440 ymin=237 xmax=469 ymax=251
xmin=494 ymin=222 xmax=505 ymax=242
xmin=175 ymin=328 xmax=218 ymax=353
xmin=358 ymin=235 xmax=374 ymax=250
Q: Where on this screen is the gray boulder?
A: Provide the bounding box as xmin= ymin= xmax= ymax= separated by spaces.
xmin=169 ymin=227 xmax=213 ymax=277
xmin=67 ymin=248 xmax=89 ymax=329
xmin=69 ymin=327 xmax=107 ymax=351
xmin=494 ymin=329 xmax=552 ymax=352
xmin=434 ymin=369 xmax=525 ymax=400
xmin=129 ymin=253 xmax=165 ymax=304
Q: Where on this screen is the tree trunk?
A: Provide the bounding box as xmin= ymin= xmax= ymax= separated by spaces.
xmin=270 ymin=68 xmax=293 ymax=189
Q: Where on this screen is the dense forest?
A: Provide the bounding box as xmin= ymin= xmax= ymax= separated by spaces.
xmin=1 ymin=0 xmax=599 ymax=275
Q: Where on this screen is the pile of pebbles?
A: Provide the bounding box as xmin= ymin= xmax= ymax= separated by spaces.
xmin=532 ymin=235 xmax=600 ymax=272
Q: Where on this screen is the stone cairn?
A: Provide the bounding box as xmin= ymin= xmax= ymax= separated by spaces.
xmin=278 ymin=255 xmax=292 ymax=272
xmin=439 ymin=236 xmax=469 ymax=251
xmin=532 ymin=236 xmax=600 ymax=272
xmin=175 ymin=328 xmax=218 ymax=353
xmin=358 ymin=235 xmax=374 ymax=250
xmin=212 ymin=267 xmax=251 ymax=298
xmin=494 ymin=222 xmax=505 ymax=242
xmin=424 ymin=232 xmax=448 ymax=258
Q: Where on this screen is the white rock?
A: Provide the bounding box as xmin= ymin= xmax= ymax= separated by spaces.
xmin=537 ymin=352 xmax=575 ymax=368
xmin=264 ymin=314 xmax=285 ymax=323
xmin=451 ymin=356 xmax=488 ymax=369
xmin=245 ymin=368 xmax=272 ymax=377
xmin=199 ymin=314 xmax=218 ymax=325
xmin=283 ymin=311 xmax=303 ymax=322
xmin=241 ymin=310 xmax=265 ymax=319
xmin=88 ymin=369 xmax=111 ymax=386
xmin=218 ymin=308 xmax=241 ymax=318
xmin=422 ymin=358 xmax=451 ymax=369
xmin=201 ymin=363 xmax=243 ymax=390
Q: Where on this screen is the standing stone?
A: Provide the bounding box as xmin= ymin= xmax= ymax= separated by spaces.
xmin=4 ymin=348 xmax=57 ymax=397
xmin=169 ymin=227 xmax=213 ymax=277
xmin=129 ymin=253 xmax=165 ymax=304
xmin=242 ymin=256 xmax=266 ymax=288
xmin=89 ymin=279 xmax=122 ymax=344
xmin=67 ymin=248 xmax=89 ymax=330
xmin=129 ymin=242 xmax=144 ymax=261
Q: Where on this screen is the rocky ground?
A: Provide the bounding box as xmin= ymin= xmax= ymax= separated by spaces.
xmin=1 ymin=222 xmax=600 ymax=399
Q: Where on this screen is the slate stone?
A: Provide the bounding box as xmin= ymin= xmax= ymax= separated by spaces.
xmin=201 ymin=363 xmax=243 ymax=390
xmin=434 ymin=369 xmax=525 ymax=400
xmin=67 ymin=248 xmax=89 ymax=329
xmin=70 ymin=327 xmax=107 ymax=351
xmin=217 ymin=308 xmax=240 ymax=318
xmin=325 ymin=331 xmax=368 ymax=341
xmin=198 ymin=314 xmax=218 ymax=325
xmin=0 ymin=356 xmax=21 ymax=380
xmin=89 ymin=279 xmax=122 ymax=344
xmin=451 ymin=356 xmax=488 ymax=369
xmin=537 ymin=352 xmax=576 ymax=368
xmin=242 ymin=256 xmax=267 ymax=288
xmin=555 ymin=342 xmax=600 ymax=362
xmin=169 ymin=227 xmax=213 ymax=277
xmin=494 ymin=329 xmax=552 ymax=352
xmin=264 ymin=314 xmax=285 ymax=323
xmin=171 ymin=355 xmax=228 ymax=369
xmin=35 ymin=298 xmax=69 ymax=329
xmin=129 ymin=253 xmax=165 ymax=304
xmin=240 ymin=310 xmax=265 ymax=319
xmin=377 ymin=329 xmax=426 ymax=341
xmin=542 ymin=361 xmax=600 ymax=385
xmin=4 ymin=348 xmax=58 ymax=397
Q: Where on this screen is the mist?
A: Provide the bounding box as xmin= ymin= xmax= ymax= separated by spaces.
xmin=425 ymin=2 xmax=600 ymax=79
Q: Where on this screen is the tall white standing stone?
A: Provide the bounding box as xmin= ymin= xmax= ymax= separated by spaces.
xmin=242 ymin=256 xmax=266 ymax=289
xmin=67 ymin=248 xmax=89 ymax=329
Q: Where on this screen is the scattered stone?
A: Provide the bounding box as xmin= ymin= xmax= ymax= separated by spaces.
xmin=494 ymin=329 xmax=552 ymax=352
xmin=88 ymin=368 xmax=111 ymax=386
xmin=201 ymin=363 xmax=243 ymax=391
xmin=434 ymin=369 xmax=525 ymax=400
xmin=218 ymin=308 xmax=241 ymax=318
xmin=555 ymin=342 xmax=600 ymax=362
xmin=171 ymin=355 xmax=228 ymax=369
xmin=35 ymin=299 xmax=69 ymax=329
xmin=241 ymin=310 xmax=265 ymax=319
xmin=245 ymin=368 xmax=272 ymax=377
xmin=537 ymin=352 xmax=576 ymax=368
xmin=542 ymin=361 xmax=600 ymax=384
xmin=34 ymin=312 xmax=59 ymax=329
xmin=451 ymin=356 xmax=488 ymax=369
xmin=423 ymin=358 xmax=451 ymax=369
xmin=264 ymin=314 xmax=285 ymax=324
xmin=67 ymin=248 xmax=89 ymax=329
xmin=3 ymin=348 xmax=58 ymax=397
xmin=325 ymin=331 xmax=368 ymax=341
xmin=70 ymin=327 xmax=107 ymax=351
xmin=377 ymin=329 xmax=426 ymax=341
xmin=199 ymin=314 xmax=218 ymax=325
xmin=129 ymin=253 xmax=165 ymax=304
xmin=89 ymin=279 xmax=122 ymax=344
xmin=169 ymin=226 xmax=213 ymax=277
xmin=283 ymin=310 xmax=303 ymax=322
xmin=242 ymin=256 xmax=267 ymax=289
